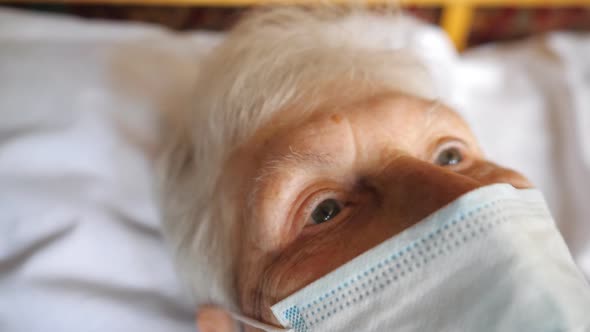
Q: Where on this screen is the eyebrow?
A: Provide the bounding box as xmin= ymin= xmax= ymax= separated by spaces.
xmin=248 ymin=147 xmax=336 ymax=209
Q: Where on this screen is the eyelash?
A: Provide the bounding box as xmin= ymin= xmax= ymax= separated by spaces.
xmin=296 ymin=187 xmax=352 ymax=227
xmin=303 ymin=191 xmax=341 ymax=217
xmin=431 ymin=139 xmax=471 ymax=167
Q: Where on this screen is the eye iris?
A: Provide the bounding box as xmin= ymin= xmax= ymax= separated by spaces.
xmin=311 ymin=199 xmax=342 ymax=224
xmin=436 ymin=147 xmax=463 ymax=166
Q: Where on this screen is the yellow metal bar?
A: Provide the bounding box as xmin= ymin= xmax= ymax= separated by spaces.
xmin=441 ymin=4 xmax=474 ymax=51
xmin=2 ymin=0 xmax=590 ymax=5
xmin=399 ymin=0 xmax=590 ymax=5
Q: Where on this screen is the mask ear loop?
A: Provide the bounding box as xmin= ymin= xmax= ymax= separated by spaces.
xmin=230 ymin=312 xmax=293 ymax=332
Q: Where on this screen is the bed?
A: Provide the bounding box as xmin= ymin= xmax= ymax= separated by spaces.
xmin=0 ymin=4 xmax=589 ymax=332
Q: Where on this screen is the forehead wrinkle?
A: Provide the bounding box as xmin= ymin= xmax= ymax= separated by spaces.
xmin=424 ymin=99 xmax=444 ymax=129
xmin=420 ymin=100 xmax=466 ymax=144
xmin=247 ymin=147 xmax=336 ymax=210
xmin=425 ymin=100 xmax=472 ymax=137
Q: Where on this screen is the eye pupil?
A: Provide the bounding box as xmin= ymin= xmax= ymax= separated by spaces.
xmin=311 ymin=199 xmax=342 ymax=224
xmin=436 ymin=147 xmax=463 ymax=166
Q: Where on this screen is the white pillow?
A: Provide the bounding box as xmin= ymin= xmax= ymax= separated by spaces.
xmin=0 ymin=8 xmax=219 ymax=332
xmin=449 ymin=33 xmax=590 ymax=277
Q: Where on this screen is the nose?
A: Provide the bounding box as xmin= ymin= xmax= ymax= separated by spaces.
xmin=368 ymin=156 xmax=481 ymax=228
xmin=463 ymin=160 xmax=532 ymax=189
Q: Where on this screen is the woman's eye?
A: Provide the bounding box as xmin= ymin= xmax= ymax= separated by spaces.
xmin=435 ymin=146 xmax=464 ymax=166
xmin=310 ymin=198 xmax=342 ymax=224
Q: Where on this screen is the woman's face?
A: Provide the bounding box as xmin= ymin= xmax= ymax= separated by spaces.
xmin=226 ymin=92 xmax=531 ymax=326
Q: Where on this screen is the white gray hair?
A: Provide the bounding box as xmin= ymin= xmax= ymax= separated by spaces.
xmin=158 ymin=6 xmax=435 ymax=309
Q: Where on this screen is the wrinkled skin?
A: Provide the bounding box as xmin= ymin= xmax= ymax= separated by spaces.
xmin=197 ymin=93 xmax=531 ymax=331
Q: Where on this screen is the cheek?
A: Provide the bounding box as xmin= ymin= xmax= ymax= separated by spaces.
xmin=260 ymin=206 xmax=401 ymax=306
xmin=260 ymin=227 xmax=355 ymax=307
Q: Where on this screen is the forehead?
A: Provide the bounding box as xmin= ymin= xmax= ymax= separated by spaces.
xmin=260 ymin=93 xmax=468 ymax=157
xmin=239 ymin=93 xmax=473 ymax=202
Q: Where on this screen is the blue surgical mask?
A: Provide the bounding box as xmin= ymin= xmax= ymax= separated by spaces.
xmin=236 ymin=184 xmax=590 ymax=332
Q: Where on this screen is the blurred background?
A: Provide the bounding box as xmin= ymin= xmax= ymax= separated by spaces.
xmin=1 ymin=1 xmax=590 ymax=49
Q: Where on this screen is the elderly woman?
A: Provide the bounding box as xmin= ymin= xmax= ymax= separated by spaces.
xmin=159 ymin=7 xmax=590 ymax=332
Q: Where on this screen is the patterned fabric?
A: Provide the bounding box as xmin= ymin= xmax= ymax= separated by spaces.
xmin=2 ymin=4 xmax=590 ymax=47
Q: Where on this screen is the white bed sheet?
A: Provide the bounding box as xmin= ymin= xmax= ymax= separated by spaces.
xmin=0 ymin=8 xmax=588 ymax=332
xmin=0 ymin=8 xmax=219 ymax=332
xmin=453 ymin=34 xmax=590 ymax=274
